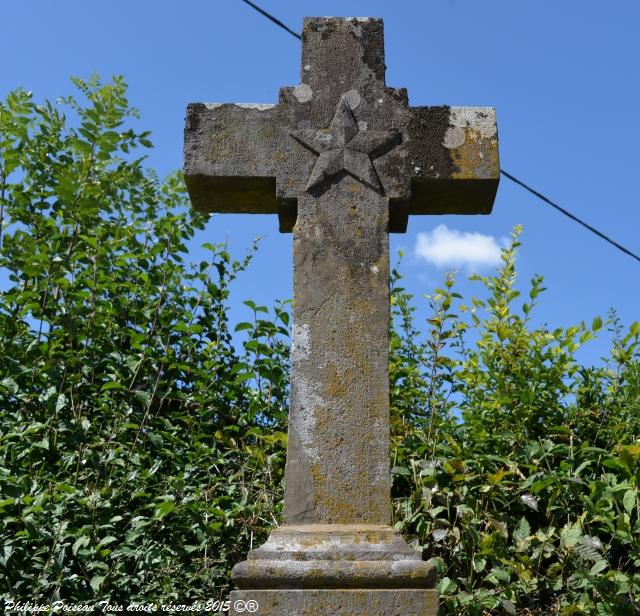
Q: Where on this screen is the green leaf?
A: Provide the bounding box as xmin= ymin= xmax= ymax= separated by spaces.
xmin=500 ymin=599 xmax=516 ymax=615
xmin=436 ymin=576 xmax=457 ymax=595
xmin=622 ymin=489 xmax=636 ymax=515
xmin=79 ymin=234 xmax=97 ymax=248
xmin=561 ymin=522 xmax=582 ymax=548
xmin=146 ymin=432 xmax=163 ymax=448
xmin=513 ymin=516 xmax=531 ymax=550
xmin=72 ymin=536 xmax=90 ymax=555
xmin=589 ymin=560 xmax=608 ymax=575
xmin=55 ymin=393 xmax=67 ymax=412
xmin=576 ymin=539 xmax=601 ymax=561
xmin=96 ymin=536 xmax=118 ymax=549
xmin=391 ymin=466 xmax=411 ymax=477
xmin=89 ymin=575 xmax=105 ymax=592
xmin=134 ymin=390 xmax=151 ymax=406
xmin=154 ymin=501 xmax=176 ymax=519
xmin=234 ymin=322 xmax=254 ymax=332
xmin=1 ymin=377 xmax=19 ymax=394
xmin=101 ymin=382 xmax=124 ymax=391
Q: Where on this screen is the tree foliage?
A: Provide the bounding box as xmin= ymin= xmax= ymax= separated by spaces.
xmin=390 ymin=236 xmax=640 ymax=614
xmin=1 ymin=79 xmax=638 ymax=614
xmin=0 ymin=77 xmax=288 ymax=601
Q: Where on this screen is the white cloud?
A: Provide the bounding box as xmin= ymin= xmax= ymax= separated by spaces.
xmin=414 ymin=225 xmax=503 ymax=270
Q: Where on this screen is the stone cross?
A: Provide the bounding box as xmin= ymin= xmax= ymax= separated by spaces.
xmin=184 ymin=17 xmax=498 ymax=616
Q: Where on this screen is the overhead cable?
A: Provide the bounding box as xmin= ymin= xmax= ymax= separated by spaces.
xmin=239 ymin=0 xmax=640 ymax=264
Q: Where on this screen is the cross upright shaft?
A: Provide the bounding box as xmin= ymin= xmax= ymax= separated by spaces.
xmin=184 ymin=16 xmax=499 ymax=600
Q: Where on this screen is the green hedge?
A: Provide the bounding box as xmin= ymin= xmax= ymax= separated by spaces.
xmin=0 ymin=78 xmax=638 ymax=614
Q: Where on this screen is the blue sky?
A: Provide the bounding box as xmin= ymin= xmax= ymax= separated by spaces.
xmin=2 ymin=0 xmax=638 ymax=366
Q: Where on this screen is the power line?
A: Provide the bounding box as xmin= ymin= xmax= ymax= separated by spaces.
xmin=239 ymin=0 xmax=640 ymax=265
xmin=500 ymin=170 xmax=640 ymax=263
xmin=240 ymin=0 xmax=301 ymax=40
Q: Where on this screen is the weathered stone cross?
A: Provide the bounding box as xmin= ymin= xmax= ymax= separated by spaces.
xmin=185 ymin=17 xmax=498 ymax=616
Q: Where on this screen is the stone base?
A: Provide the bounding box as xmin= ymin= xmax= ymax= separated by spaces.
xmin=229 ymin=589 xmax=438 ymax=615
xmin=232 ymin=524 xmax=436 ymax=589
xmin=230 ymin=525 xmax=438 ymax=614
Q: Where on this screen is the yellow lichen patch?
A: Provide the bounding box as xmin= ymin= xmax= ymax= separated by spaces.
xmin=450 ymin=128 xmax=499 ymax=180
xmin=273 ymin=149 xmax=288 ymax=163
xmin=311 ymin=463 xmax=361 ymax=523
xmin=310 ymin=463 xmax=325 ymax=487
xmin=259 ymin=126 xmax=276 ymax=141
xmin=324 ymin=363 xmax=349 ymax=399
xmin=207 ymin=130 xmax=232 ymax=163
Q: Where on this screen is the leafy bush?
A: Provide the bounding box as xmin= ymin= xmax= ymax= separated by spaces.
xmin=390 ymin=234 xmax=640 ymax=614
xmin=1 ymin=79 xmax=638 ymax=613
xmin=0 ymin=77 xmax=288 ymax=601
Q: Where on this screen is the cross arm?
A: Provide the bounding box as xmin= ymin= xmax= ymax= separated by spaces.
xmin=386 ymin=106 xmax=499 ymax=232
xmin=183 ymin=102 xmax=297 ymax=231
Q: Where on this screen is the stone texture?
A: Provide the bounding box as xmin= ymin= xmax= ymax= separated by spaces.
xmin=229 ymin=590 xmax=438 ymax=615
xmin=232 ymin=525 xmax=435 ymax=590
xmin=183 ymin=16 xmax=500 ymax=615
xmin=286 ymin=183 xmax=391 ymax=525
xmin=183 ymin=18 xmax=499 ymax=233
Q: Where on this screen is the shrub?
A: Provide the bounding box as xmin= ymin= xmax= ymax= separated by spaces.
xmin=1 ymin=78 xmax=638 ymax=613
xmin=0 ymin=77 xmax=288 ymax=601
xmin=390 ymin=232 xmax=640 ymax=614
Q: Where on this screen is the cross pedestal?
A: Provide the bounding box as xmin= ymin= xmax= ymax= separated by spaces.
xmin=184 ymin=17 xmax=499 ymax=615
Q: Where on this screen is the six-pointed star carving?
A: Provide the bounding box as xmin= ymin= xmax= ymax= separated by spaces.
xmin=291 ymin=97 xmax=400 ymax=194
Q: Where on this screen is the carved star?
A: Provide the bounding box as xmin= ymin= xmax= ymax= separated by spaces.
xmin=291 ymin=97 xmax=399 ymax=194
